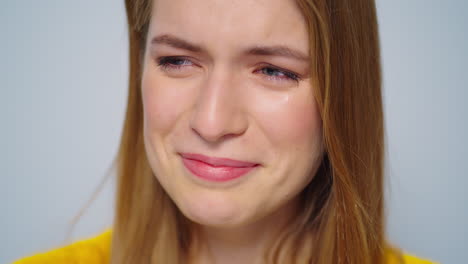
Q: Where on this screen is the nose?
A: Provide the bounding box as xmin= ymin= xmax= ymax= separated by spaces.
xmin=190 ymin=68 xmax=248 ymax=143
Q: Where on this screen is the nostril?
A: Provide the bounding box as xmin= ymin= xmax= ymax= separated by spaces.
xmin=190 ymin=111 xmax=248 ymax=143
xmin=190 ymin=123 xmax=230 ymax=143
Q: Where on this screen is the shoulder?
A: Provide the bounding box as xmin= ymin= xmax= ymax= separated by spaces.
xmin=12 ymin=230 xmax=111 ymax=264
xmin=386 ymin=247 xmax=440 ymax=264
xmin=401 ymin=254 xmax=439 ymax=264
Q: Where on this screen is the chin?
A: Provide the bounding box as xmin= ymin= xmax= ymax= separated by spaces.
xmin=176 ymin=191 xmax=252 ymax=228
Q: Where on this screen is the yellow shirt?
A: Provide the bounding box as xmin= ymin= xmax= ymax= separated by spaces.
xmin=12 ymin=230 xmax=438 ymax=264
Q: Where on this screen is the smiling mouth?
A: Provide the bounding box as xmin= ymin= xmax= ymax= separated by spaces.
xmin=179 ymin=153 xmax=259 ymax=182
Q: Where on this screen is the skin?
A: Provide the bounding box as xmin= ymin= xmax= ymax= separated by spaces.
xmin=141 ymin=0 xmax=323 ymax=263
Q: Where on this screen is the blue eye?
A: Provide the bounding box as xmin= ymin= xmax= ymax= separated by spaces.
xmin=257 ymin=67 xmax=300 ymax=82
xmin=157 ymin=56 xmax=194 ymax=70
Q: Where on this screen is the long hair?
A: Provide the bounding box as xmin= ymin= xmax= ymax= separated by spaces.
xmin=111 ymin=0 xmax=387 ymax=263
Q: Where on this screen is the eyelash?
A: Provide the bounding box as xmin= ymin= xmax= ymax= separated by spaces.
xmin=157 ymin=56 xmax=193 ymax=71
xmin=156 ymin=56 xmax=301 ymax=82
xmin=254 ymin=65 xmax=300 ymax=82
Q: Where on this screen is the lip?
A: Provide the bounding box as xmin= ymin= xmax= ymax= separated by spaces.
xmin=180 ymin=153 xmax=259 ymax=182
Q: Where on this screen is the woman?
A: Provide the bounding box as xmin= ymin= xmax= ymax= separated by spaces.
xmin=14 ymin=0 xmax=437 ymax=263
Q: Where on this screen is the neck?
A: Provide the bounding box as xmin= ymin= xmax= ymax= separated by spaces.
xmin=189 ymin=198 xmax=300 ymax=264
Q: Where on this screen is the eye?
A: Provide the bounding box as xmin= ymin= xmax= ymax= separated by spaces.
xmin=255 ymin=66 xmax=300 ymax=82
xmin=156 ymin=56 xmax=195 ymax=71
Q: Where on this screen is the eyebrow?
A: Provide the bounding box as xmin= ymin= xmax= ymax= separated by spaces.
xmin=151 ymin=34 xmax=202 ymax=53
xmin=150 ymin=34 xmax=310 ymax=61
xmin=246 ymin=46 xmax=309 ymax=61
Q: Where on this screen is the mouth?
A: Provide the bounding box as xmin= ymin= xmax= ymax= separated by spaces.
xmin=179 ymin=153 xmax=259 ymax=182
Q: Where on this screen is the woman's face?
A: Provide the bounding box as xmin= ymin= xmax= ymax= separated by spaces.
xmin=142 ymin=0 xmax=323 ymax=228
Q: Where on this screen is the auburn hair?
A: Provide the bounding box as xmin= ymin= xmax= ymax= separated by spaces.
xmin=111 ymin=0 xmax=394 ymax=263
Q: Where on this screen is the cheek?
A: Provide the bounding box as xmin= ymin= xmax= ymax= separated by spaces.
xmin=141 ymin=71 xmax=191 ymax=134
xmin=248 ymin=88 xmax=321 ymax=148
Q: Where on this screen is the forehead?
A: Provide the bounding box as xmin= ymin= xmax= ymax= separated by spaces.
xmin=149 ymin=0 xmax=309 ymax=54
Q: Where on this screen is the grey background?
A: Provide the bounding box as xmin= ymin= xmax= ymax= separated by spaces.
xmin=1 ymin=0 xmax=466 ymax=263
